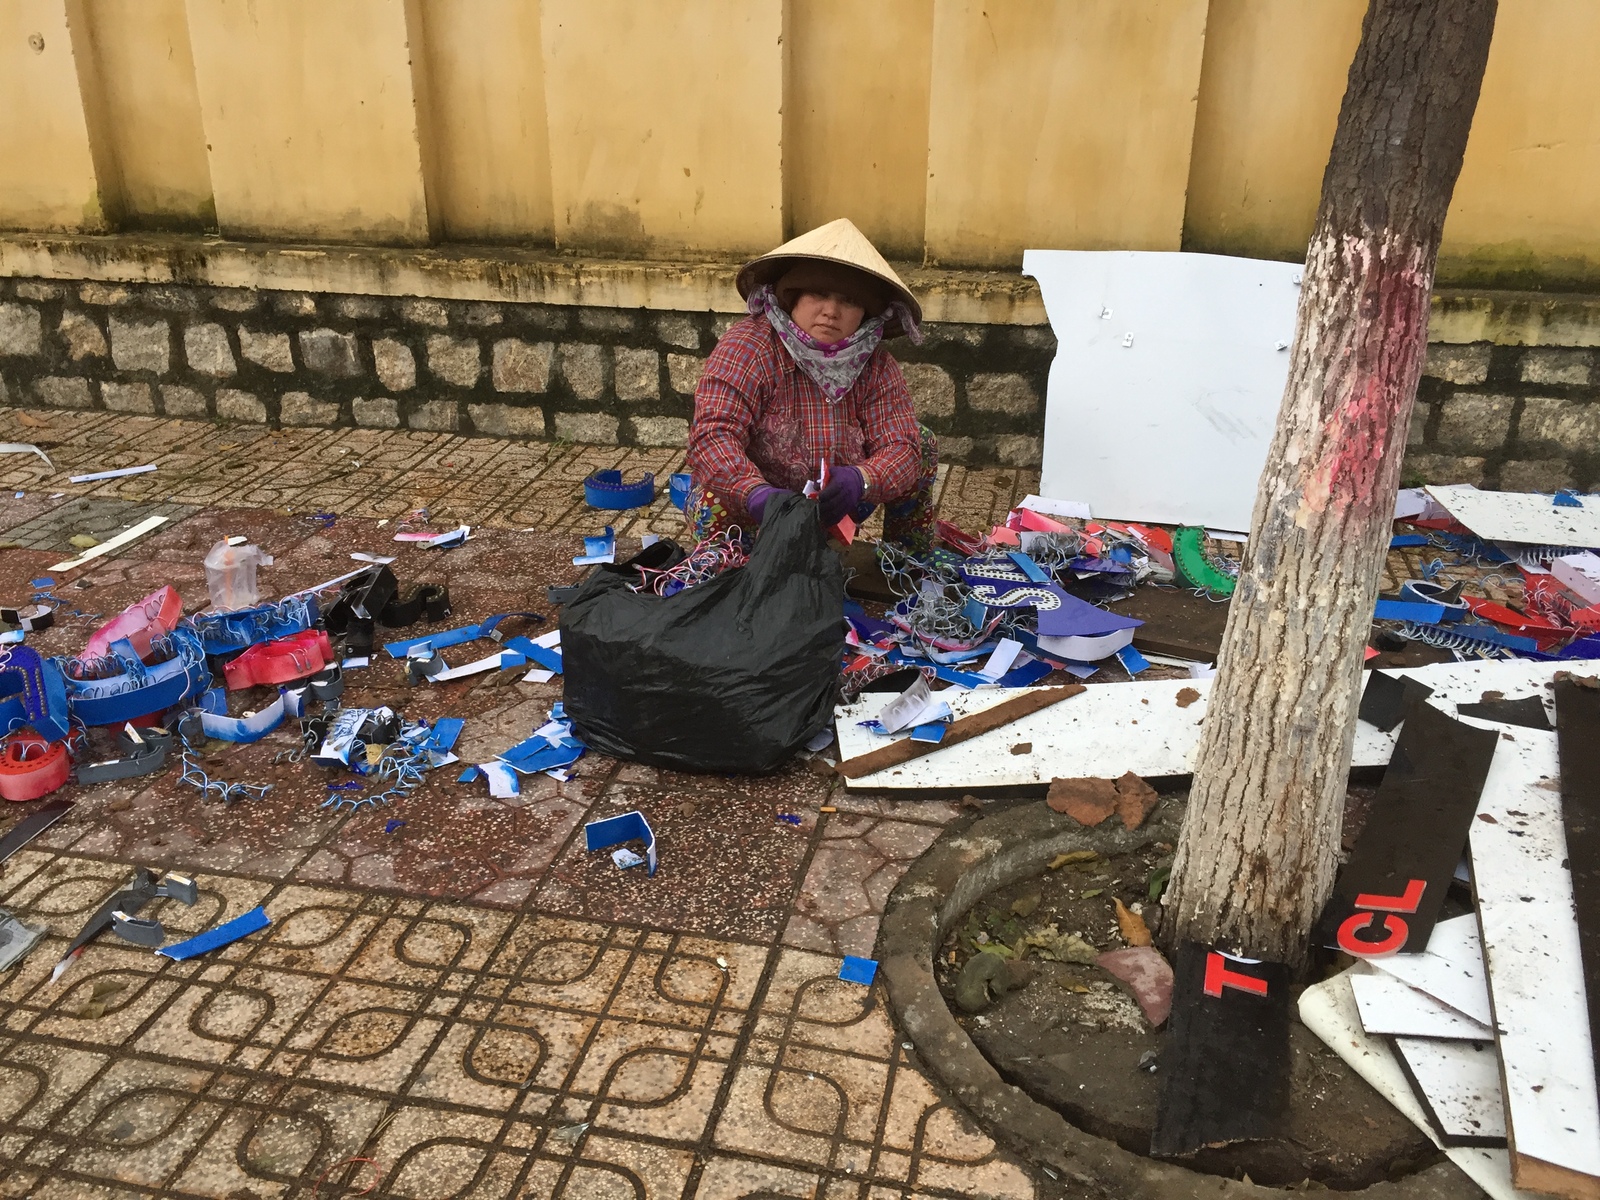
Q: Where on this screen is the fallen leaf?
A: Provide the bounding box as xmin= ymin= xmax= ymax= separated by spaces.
xmin=1010 ymin=742 xmax=1032 ymax=755
xmin=1048 ymin=850 xmax=1099 ymax=869
xmin=677 ymin=800 xmax=699 ymax=818
xmin=1476 ymin=812 xmax=1498 ymax=823
xmin=1010 ymin=893 xmax=1040 ymax=918
xmin=1115 ymin=898 xmax=1153 ymax=947
xmin=16 ymin=411 xmax=48 ymax=428
xmin=68 ymin=534 xmax=100 ymax=549
xmin=1175 ymin=687 xmax=1200 ymax=708
xmin=1081 ymin=888 xmax=1104 ymax=899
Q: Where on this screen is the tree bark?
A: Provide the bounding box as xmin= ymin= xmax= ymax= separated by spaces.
xmin=1163 ymin=0 xmax=1498 ymax=966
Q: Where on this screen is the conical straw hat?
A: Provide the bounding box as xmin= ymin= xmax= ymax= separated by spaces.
xmin=737 ymin=218 xmax=921 ymax=337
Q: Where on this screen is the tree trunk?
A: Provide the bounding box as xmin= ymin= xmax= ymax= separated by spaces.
xmin=1162 ymin=0 xmax=1498 ymax=966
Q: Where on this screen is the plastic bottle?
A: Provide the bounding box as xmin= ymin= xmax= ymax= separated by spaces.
xmin=204 ymin=541 xmax=273 ymax=610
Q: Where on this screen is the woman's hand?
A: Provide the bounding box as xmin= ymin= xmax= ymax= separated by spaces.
xmin=747 ymin=485 xmax=795 ymax=525
xmin=819 ymin=466 xmax=864 ymax=527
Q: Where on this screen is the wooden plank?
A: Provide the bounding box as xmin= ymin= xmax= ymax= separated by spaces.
xmin=1470 ymin=731 xmax=1600 ymax=1197
xmin=834 ymin=684 xmax=1083 ymax=779
xmin=1313 ymin=702 xmax=1499 ymax=957
xmin=1351 ymin=973 xmax=1493 ymax=1040
xmin=1554 ymin=680 xmax=1600 ymax=1103
xmin=1150 ymin=941 xmax=1291 ymax=1157
xmin=1392 ymin=1036 xmax=1507 ymax=1147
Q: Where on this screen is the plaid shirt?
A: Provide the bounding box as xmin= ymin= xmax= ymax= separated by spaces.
xmin=687 ymin=316 xmax=921 ymax=521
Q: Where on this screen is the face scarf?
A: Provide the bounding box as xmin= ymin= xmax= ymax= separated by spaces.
xmin=747 ymin=284 xmax=923 ymax=404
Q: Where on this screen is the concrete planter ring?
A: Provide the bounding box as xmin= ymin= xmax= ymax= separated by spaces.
xmin=877 ymin=799 xmax=1482 ymax=1200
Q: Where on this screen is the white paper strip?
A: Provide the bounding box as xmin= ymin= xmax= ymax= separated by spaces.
xmin=429 ymin=651 xmax=518 ymax=683
xmin=48 ymin=514 xmax=169 ymax=572
xmin=1470 ymin=731 xmax=1600 ymax=1184
xmin=1351 ymin=973 xmax=1493 ymax=1040
xmin=1018 ymin=494 xmax=1092 ymax=520
xmin=1393 ymin=1036 xmax=1507 ymax=1144
xmin=69 ymin=464 xmax=157 ymax=483
xmin=0 ymin=442 xmax=53 ymax=469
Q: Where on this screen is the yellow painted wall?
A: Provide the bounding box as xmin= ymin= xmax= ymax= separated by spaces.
xmin=412 ymin=0 xmax=554 ymax=244
xmin=184 ymin=0 xmax=432 ymax=244
xmin=0 ymin=0 xmax=110 ymax=231
xmin=784 ymin=0 xmax=934 ymax=261
xmin=1440 ymin=0 xmax=1600 ymax=289
xmin=1182 ymin=0 xmax=1366 ymax=263
xmin=923 ymin=0 xmax=1209 ymax=268
xmin=4 ymin=1 xmax=1600 ymax=287
xmin=76 ymin=0 xmax=213 ymax=230
xmin=540 ymin=0 xmax=783 ymax=257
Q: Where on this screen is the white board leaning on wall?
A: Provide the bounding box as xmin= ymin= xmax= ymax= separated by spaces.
xmin=1021 ymin=249 xmax=1302 ymax=533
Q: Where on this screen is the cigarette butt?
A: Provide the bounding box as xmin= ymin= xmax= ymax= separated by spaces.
xmin=820 ymin=805 xmax=837 ymax=813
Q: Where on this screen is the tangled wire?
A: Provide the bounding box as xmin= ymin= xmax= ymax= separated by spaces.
xmin=636 ymin=528 xmax=749 ymax=596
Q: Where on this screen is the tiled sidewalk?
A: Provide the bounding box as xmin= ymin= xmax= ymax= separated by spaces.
xmin=0 ymin=408 xmax=1049 ymax=1200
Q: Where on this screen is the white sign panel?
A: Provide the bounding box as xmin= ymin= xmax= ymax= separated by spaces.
xmin=1022 ymin=249 xmax=1301 ymax=531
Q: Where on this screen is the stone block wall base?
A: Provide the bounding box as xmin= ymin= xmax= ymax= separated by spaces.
xmin=5 ymin=274 xmax=1600 ymax=488
xmin=0 ymin=277 xmax=1051 ymax=469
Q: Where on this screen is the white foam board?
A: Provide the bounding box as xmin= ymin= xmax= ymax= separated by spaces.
xmin=1299 ymin=970 xmax=1538 ymax=1200
xmin=834 ymin=659 xmax=1592 ymax=791
xmin=1022 ymin=249 xmax=1300 ymax=531
xmin=1351 ymin=973 xmax=1494 ymax=1040
xmin=1372 ymin=914 xmax=1493 ymax=1029
xmin=1470 ymin=731 xmax=1600 ymax=1185
xmin=1394 ymin=1036 xmax=1507 ymax=1144
xmin=1552 ymin=553 xmax=1600 ymax=605
xmin=1427 ymin=484 xmax=1600 ymax=548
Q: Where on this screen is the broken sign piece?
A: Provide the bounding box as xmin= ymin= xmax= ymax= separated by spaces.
xmin=0 ymin=908 xmax=47 ymax=970
xmin=68 ymin=463 xmax=156 ymax=484
xmin=1151 ymin=942 xmax=1292 ymax=1157
xmin=839 ymin=955 xmax=878 ymax=986
xmin=585 ymin=810 xmax=657 ymax=876
xmin=1114 ymin=771 xmax=1160 ymax=830
xmin=157 ymin=906 xmax=270 ymax=961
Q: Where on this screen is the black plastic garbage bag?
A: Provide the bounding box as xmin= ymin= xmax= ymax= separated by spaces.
xmin=561 ymin=494 xmax=845 ymax=773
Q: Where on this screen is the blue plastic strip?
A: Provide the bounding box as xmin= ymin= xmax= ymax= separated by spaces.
xmin=201 ymin=695 xmax=286 ymax=743
xmin=1116 ymin=645 xmax=1151 ymax=676
xmin=839 ymin=956 xmax=878 ymax=986
xmin=425 ymin=717 xmax=465 ymax=753
xmin=1375 ymin=599 xmax=1447 ymax=624
xmin=669 ymin=472 xmax=693 ymax=511
xmin=909 ymin=722 xmax=947 ymax=744
xmin=1389 ymin=534 xmax=1431 ymax=547
xmin=157 ymin=906 xmax=270 ymax=961
xmin=499 ymin=736 xmax=585 ymax=774
xmin=584 ymin=469 xmax=656 ymax=509
xmin=503 ymin=637 xmax=564 ymax=674
xmin=585 ymin=810 xmax=657 ymax=876
xmin=994 ymin=658 xmax=1056 ymax=688
xmin=383 ymin=622 xmax=485 ymax=659
xmin=458 ymin=765 xmax=481 ymax=783
xmin=1006 ymin=551 xmax=1052 ymax=584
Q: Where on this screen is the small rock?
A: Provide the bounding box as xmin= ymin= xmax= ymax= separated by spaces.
xmin=956 ymin=949 xmax=1033 ymax=1012
xmin=1097 ymin=946 xmax=1174 ymax=1026
xmin=1046 ymin=777 xmax=1117 ymax=825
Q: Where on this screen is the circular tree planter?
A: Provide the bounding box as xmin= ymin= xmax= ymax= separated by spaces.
xmin=878 ymin=800 xmax=1482 ymax=1199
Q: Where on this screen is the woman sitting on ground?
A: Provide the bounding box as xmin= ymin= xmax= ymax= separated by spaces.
xmin=685 ymin=218 xmax=938 ymax=557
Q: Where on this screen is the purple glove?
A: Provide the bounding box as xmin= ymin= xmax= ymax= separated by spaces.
xmin=747 ymin=485 xmax=794 ymax=525
xmin=819 ymin=465 xmax=865 ymax=528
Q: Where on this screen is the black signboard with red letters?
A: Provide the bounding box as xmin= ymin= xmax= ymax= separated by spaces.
xmin=1313 ymin=700 xmax=1498 ymax=958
